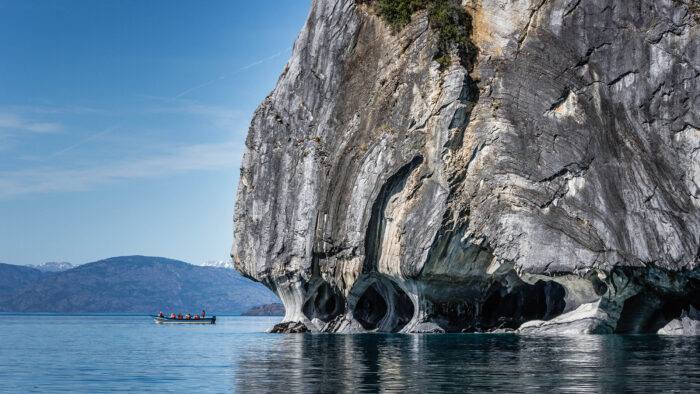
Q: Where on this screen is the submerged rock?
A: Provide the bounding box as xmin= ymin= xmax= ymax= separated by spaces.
xmin=233 ymin=0 xmax=700 ymax=334
xmin=269 ymin=321 xmax=310 ymax=334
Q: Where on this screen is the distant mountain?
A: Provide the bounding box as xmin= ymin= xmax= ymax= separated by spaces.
xmin=0 ymin=256 xmax=279 ymax=313
xmin=0 ymin=263 xmax=47 ymax=295
xmin=29 ymin=262 xmax=75 ymax=272
xmin=201 ymin=260 xmax=235 ymax=270
xmin=241 ymin=303 xmax=285 ymax=316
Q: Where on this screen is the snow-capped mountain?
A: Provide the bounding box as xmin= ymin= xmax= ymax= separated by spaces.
xmin=28 ymin=262 xmax=75 ymax=272
xmin=201 ymin=260 xmax=235 ymax=270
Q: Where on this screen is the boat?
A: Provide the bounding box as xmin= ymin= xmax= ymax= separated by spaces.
xmin=152 ymin=315 xmax=216 ymax=324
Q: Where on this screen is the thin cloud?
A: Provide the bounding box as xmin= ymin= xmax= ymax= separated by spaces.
xmin=238 ymin=49 xmax=285 ymax=70
xmin=173 ymin=76 xmax=226 ymax=100
xmin=21 ymin=122 xmax=60 ymax=133
xmin=0 ymin=112 xmax=62 ymax=134
xmin=47 ymin=124 xmax=120 ymax=159
xmin=170 ymin=47 xmax=291 ymax=100
xmin=8 ymin=104 xmax=104 ymax=115
xmin=0 ymin=140 xmax=241 ymax=199
xmin=147 ymin=102 xmax=244 ymax=123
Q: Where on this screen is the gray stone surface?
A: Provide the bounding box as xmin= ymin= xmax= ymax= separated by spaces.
xmin=233 ymin=0 xmax=699 ymax=334
xmin=658 ymin=306 xmax=700 ymax=335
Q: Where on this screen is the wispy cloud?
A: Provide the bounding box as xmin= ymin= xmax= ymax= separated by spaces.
xmin=146 ymin=101 xmax=244 ymax=124
xmin=0 ymin=140 xmax=241 ymax=199
xmin=0 ymin=45 xmax=283 ymax=197
xmin=172 ymin=76 xmax=226 ymax=100
xmin=46 ymin=124 xmax=120 ymax=159
xmin=170 ymin=47 xmax=291 ymax=100
xmin=238 ymin=49 xmax=286 ymax=71
xmin=0 ymin=112 xmax=62 ymax=133
xmin=7 ymin=104 xmax=104 ymax=115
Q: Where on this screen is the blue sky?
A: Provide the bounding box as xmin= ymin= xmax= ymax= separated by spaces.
xmin=0 ymin=0 xmax=312 ymax=266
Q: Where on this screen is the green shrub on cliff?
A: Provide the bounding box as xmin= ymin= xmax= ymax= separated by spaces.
xmin=428 ymin=0 xmax=477 ymax=69
xmin=377 ymin=0 xmax=429 ymax=29
xmin=374 ymin=0 xmax=477 ymax=69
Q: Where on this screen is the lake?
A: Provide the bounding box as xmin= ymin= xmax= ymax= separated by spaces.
xmin=1 ymin=314 xmax=699 ymax=392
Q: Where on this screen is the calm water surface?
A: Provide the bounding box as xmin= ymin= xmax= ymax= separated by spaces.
xmin=1 ymin=314 xmax=699 ymax=392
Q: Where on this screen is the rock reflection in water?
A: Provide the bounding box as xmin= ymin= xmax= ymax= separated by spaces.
xmin=233 ymin=334 xmax=700 ymax=392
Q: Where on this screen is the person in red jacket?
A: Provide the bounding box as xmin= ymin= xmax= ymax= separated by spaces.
xmin=202 ymin=310 xmax=206 ymax=318
xmin=177 ymin=313 xmax=183 ymax=319
xmin=170 ymin=313 xmax=176 ymax=319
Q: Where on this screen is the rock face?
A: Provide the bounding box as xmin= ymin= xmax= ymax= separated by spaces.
xmin=658 ymin=306 xmax=700 ymax=335
xmin=233 ymin=0 xmax=699 ymax=334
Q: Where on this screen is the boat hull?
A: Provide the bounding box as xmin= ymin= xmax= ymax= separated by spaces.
xmin=153 ymin=316 xmax=216 ymax=324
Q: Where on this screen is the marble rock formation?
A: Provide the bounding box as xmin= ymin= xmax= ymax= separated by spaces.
xmin=658 ymin=306 xmax=700 ymax=335
xmin=232 ymin=0 xmax=699 ymax=334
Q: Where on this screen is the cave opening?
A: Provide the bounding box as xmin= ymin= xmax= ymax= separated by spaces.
xmin=615 ymin=286 xmax=700 ymax=334
xmin=355 ymin=283 xmax=388 ymax=330
xmin=433 ymin=279 xmax=567 ymax=332
xmin=429 ymin=299 xmax=476 ymax=332
xmin=480 ymin=280 xmax=566 ymax=330
xmin=302 ymin=281 xmax=344 ymax=323
xmin=353 ymin=277 xmax=415 ymax=332
xmin=390 ymin=280 xmax=415 ymax=330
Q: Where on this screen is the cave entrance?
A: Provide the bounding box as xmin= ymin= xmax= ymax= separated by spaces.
xmin=428 ymin=299 xmax=476 ymax=332
xmin=615 ymin=286 xmax=700 ymax=334
xmin=478 ymin=280 xmax=567 ymax=331
xmin=353 ymin=277 xmax=415 ymax=332
xmin=302 ymin=281 xmax=344 ymax=323
xmin=355 ymin=283 xmax=388 ymax=330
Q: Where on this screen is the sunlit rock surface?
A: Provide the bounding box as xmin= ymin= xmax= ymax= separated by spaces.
xmin=233 ymin=0 xmax=699 ymax=334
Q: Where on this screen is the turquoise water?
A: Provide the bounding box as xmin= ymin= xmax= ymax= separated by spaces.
xmin=1 ymin=314 xmax=699 ymax=392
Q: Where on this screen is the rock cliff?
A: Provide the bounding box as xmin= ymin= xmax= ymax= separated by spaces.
xmin=233 ymin=0 xmax=699 ymax=334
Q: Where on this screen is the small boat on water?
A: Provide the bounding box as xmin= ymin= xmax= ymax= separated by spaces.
xmin=152 ymin=315 xmax=216 ymax=324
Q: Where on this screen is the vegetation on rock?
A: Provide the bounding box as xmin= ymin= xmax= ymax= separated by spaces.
xmin=371 ymin=0 xmax=477 ymax=69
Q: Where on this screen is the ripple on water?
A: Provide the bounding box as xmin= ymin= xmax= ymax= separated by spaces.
xmin=0 ymin=315 xmax=699 ymax=392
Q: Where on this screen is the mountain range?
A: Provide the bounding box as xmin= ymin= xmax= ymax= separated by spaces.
xmin=241 ymin=303 xmax=285 ymax=316
xmin=0 ymin=263 xmax=47 ymax=295
xmin=0 ymin=256 xmax=279 ymax=313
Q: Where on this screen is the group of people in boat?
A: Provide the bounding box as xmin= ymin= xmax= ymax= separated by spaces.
xmin=158 ymin=310 xmax=206 ymax=320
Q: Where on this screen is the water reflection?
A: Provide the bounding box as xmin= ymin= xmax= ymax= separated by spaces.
xmin=234 ymin=334 xmax=700 ymax=393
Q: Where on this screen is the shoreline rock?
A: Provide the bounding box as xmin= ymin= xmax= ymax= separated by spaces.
xmin=268 ymin=322 xmax=310 ymax=334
